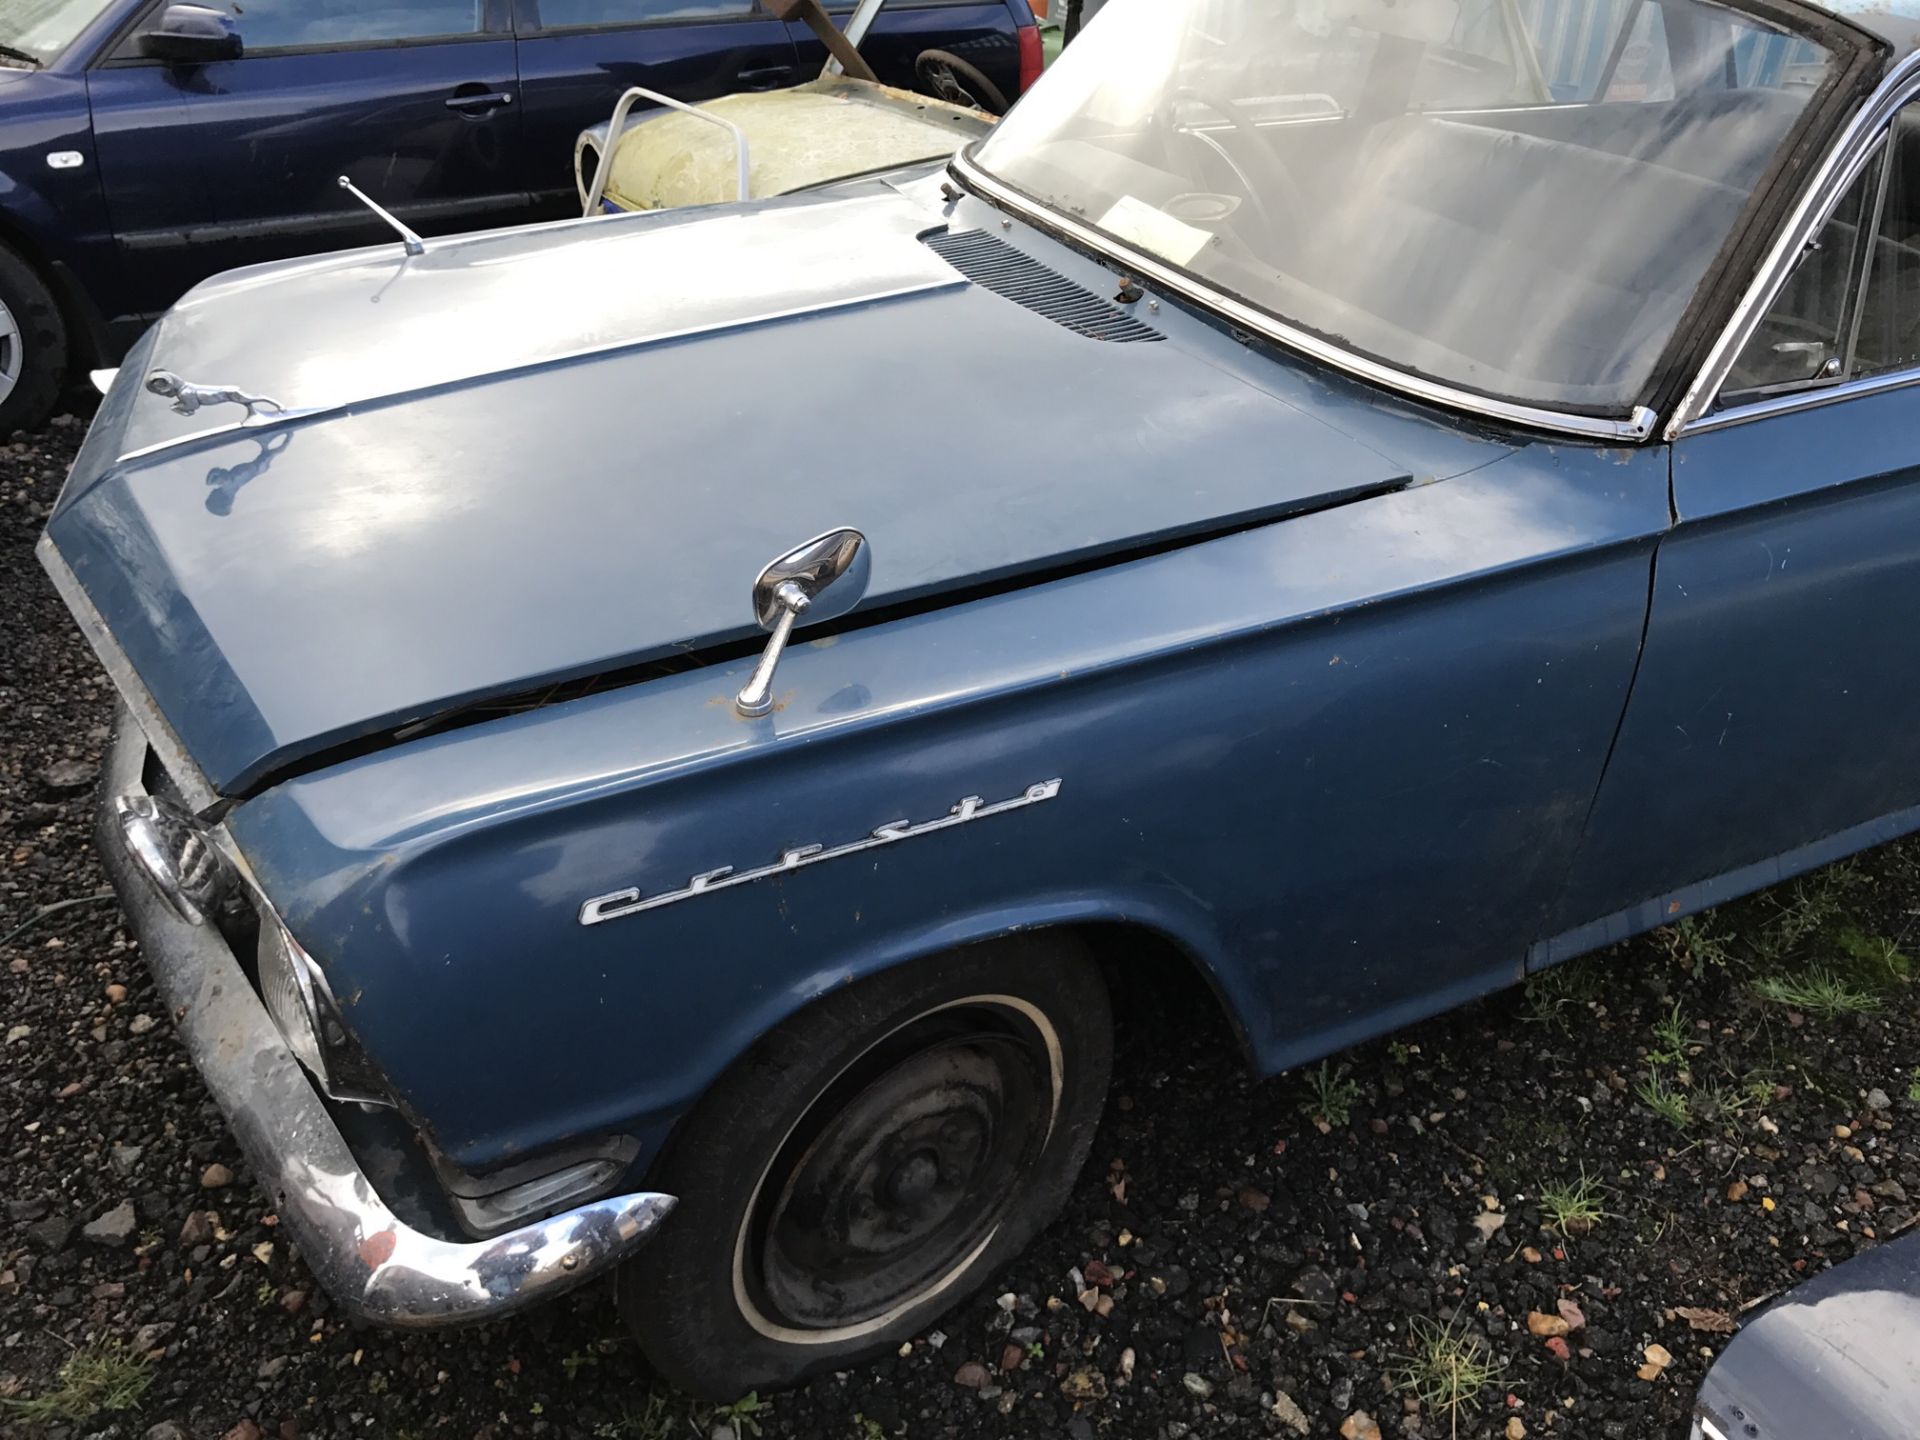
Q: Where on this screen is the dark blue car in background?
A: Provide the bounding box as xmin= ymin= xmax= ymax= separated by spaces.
xmin=0 ymin=0 xmax=1037 ymax=430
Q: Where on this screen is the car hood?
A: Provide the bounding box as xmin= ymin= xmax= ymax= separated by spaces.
xmin=44 ymin=182 xmax=1421 ymax=799
xmin=1694 ymin=1231 xmax=1920 ymax=1440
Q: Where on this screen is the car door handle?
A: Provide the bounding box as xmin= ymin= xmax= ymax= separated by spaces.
xmin=736 ymin=64 xmax=793 ymax=91
xmin=446 ymin=90 xmax=514 ymax=114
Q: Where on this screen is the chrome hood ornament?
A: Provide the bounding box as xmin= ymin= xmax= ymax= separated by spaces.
xmin=146 ymin=370 xmax=285 ymax=422
xmin=580 ymin=780 xmax=1063 ymax=926
xmin=735 ymin=527 xmax=871 ymax=716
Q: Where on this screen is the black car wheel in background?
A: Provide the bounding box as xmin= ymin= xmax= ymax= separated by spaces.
xmin=0 ymin=241 xmax=69 ymax=432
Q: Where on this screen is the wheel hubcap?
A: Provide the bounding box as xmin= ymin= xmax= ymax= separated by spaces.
xmin=744 ymin=1004 xmax=1051 ymax=1331
xmin=0 ymin=298 xmax=22 ymax=409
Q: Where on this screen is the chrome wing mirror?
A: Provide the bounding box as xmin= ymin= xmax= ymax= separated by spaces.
xmin=734 ymin=528 xmax=870 ymax=717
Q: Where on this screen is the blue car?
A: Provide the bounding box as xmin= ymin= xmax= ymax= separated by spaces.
xmin=35 ymin=0 xmax=1920 ymax=1403
xmin=0 ymin=0 xmax=1038 ymax=431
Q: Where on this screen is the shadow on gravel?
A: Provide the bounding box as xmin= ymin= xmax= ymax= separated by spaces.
xmin=2 ymin=407 xmax=1915 ymax=1440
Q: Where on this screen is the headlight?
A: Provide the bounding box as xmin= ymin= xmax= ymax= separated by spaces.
xmin=257 ymin=922 xmax=329 ymax=1081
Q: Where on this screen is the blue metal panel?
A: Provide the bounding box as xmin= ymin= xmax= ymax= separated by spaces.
xmin=51 ymin=250 xmax=1417 ymax=794
xmin=228 ymin=441 xmax=1667 ymax=1173
xmin=1549 ymin=385 xmax=1920 ymax=946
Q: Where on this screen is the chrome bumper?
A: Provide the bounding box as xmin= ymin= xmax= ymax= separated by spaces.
xmin=97 ymin=717 xmax=676 ymax=1326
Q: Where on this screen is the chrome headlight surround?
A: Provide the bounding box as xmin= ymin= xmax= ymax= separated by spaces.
xmin=113 ymin=794 xmax=232 ymax=926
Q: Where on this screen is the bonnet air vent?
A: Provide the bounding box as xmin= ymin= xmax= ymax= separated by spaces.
xmin=924 ymin=229 xmax=1164 ymax=343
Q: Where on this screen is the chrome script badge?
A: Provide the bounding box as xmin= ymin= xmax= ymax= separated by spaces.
xmin=578 ymin=779 xmax=1063 ymax=927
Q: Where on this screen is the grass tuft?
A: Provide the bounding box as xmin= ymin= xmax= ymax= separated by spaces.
xmin=1537 ymin=1169 xmax=1608 ymax=1235
xmin=1522 ymin=957 xmax=1605 ymax=1028
xmin=0 ymin=1342 xmax=155 ymax=1424
xmin=1392 ymin=1315 xmax=1507 ymax=1438
xmin=1635 ymin=1069 xmax=1692 ymax=1129
xmin=1752 ymin=967 xmax=1881 ymax=1016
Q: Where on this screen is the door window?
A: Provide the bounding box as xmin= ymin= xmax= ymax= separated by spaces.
xmin=1724 ymin=108 xmax=1920 ymax=401
xmin=197 ymin=1 xmax=489 ymax=50
xmin=527 ymin=0 xmax=754 ymax=28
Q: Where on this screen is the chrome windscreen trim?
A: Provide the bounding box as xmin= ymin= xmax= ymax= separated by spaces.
xmin=37 ymin=535 xmax=223 ymax=815
xmin=948 ymin=151 xmax=1658 ymax=444
xmin=1670 ymin=47 xmax=1920 ymax=439
xmin=1680 ymin=362 xmax=1920 ymax=433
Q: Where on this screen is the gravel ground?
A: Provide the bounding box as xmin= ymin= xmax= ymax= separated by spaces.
xmin=3 ymin=405 xmax=1918 ymax=1440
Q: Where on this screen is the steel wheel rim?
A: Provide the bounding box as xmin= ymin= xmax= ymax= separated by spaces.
xmin=0 ymin=297 xmax=22 ymax=409
xmin=741 ymin=1001 xmax=1054 ymax=1333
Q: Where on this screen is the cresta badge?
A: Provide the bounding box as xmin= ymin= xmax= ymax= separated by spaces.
xmin=579 ymin=780 xmax=1063 ymax=927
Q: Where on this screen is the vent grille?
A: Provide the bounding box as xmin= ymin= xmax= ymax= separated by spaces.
xmin=924 ymin=229 xmax=1164 ymax=343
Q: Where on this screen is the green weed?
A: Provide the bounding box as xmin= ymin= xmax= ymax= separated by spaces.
xmin=1636 ymin=1069 xmax=1692 ymax=1129
xmin=1658 ymin=916 xmax=1737 ymax=977
xmin=1392 ymin=1315 xmax=1507 ymax=1439
xmin=1299 ymin=1061 xmax=1360 ymax=1127
xmin=1752 ymin=967 xmax=1881 ymax=1016
xmin=1523 ymin=958 xmax=1605 ymax=1027
xmin=1 ymin=1342 xmax=155 ymax=1424
xmin=1536 ymin=1169 xmax=1607 ymax=1235
xmin=1648 ymin=1001 xmax=1691 ymax=1066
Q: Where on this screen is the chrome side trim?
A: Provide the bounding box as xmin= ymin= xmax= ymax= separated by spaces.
xmin=113 ymin=278 xmax=959 ymax=466
xmin=96 ymin=714 xmax=677 ymax=1325
xmin=1679 ymin=361 xmax=1920 ymax=434
xmin=947 ymin=151 xmax=1659 ymax=443
xmin=1669 ymin=48 xmax=1920 ymax=439
xmin=581 ymin=779 xmax=1063 ymax=926
xmin=37 ymin=534 xmax=223 ymax=815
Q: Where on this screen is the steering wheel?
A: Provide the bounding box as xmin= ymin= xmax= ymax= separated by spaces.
xmin=1151 ymin=85 xmax=1302 ymax=251
xmin=915 ymin=49 xmax=1010 ymax=115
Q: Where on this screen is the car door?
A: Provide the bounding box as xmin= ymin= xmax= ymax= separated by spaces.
xmin=511 ymin=0 xmax=802 ymax=220
xmin=1545 ymin=103 xmax=1920 ymax=956
xmin=90 ymin=0 xmax=526 ymax=285
xmin=85 ymin=18 xmax=227 ymax=323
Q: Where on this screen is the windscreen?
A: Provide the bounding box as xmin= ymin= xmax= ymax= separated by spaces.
xmin=972 ymin=0 xmax=1842 ymax=413
xmin=0 ymin=0 xmax=113 ymax=63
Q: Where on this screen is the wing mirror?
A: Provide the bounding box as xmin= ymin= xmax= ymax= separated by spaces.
xmin=734 ymin=528 xmax=870 ymax=717
xmin=139 ymin=3 xmax=243 ymax=64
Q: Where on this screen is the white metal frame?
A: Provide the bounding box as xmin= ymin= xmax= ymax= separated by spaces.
xmin=580 ymin=86 xmax=752 ymax=218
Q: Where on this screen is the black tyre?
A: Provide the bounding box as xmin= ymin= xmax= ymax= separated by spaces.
xmin=0 ymin=241 xmax=68 ymax=433
xmin=618 ymin=935 xmax=1112 ymax=1398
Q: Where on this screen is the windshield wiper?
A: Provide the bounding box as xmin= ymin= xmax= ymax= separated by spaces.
xmin=0 ymin=43 xmax=42 ymax=67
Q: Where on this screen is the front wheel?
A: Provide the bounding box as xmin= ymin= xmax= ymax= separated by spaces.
xmin=0 ymin=242 xmax=68 ymax=433
xmin=618 ymin=935 xmax=1112 ymax=1398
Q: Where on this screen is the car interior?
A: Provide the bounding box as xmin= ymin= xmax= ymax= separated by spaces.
xmin=1725 ymin=108 xmax=1920 ymax=397
xmin=989 ymin=0 xmax=1828 ymax=407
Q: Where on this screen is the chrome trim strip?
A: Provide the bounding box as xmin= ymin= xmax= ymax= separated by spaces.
xmin=96 ymin=713 xmax=677 ymax=1325
xmin=1679 ymin=361 xmax=1920 ymax=433
xmin=114 ymin=278 xmax=962 ymax=466
xmin=1669 ymin=48 xmax=1920 ymax=439
xmin=37 ymin=534 xmax=223 ymax=815
xmin=581 ymin=779 xmax=1063 ymax=926
xmin=947 ymin=151 xmax=1658 ymax=443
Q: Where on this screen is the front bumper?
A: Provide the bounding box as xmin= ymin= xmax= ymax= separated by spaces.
xmin=97 ymin=717 xmax=676 ymax=1326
